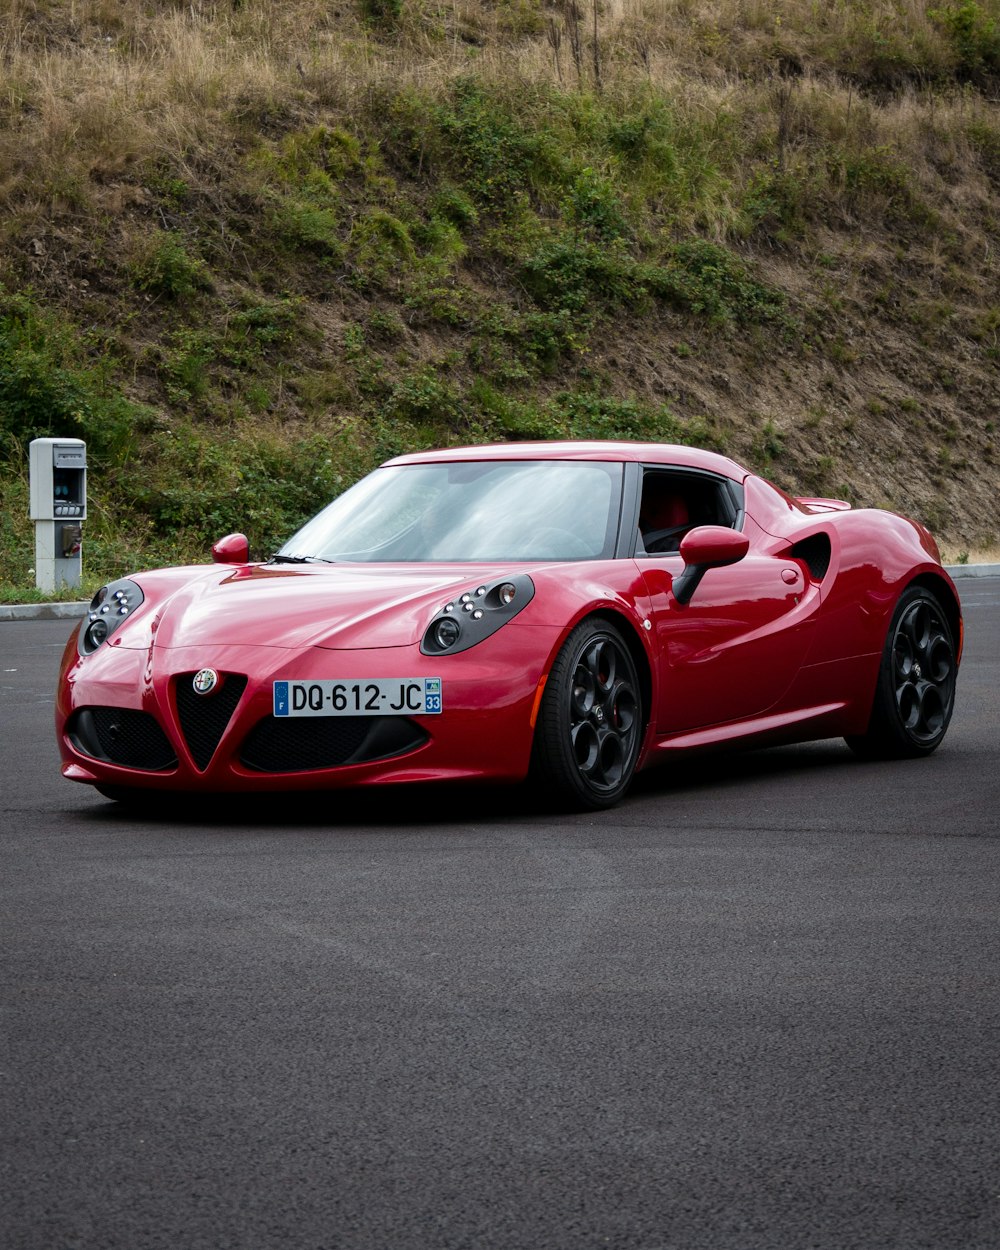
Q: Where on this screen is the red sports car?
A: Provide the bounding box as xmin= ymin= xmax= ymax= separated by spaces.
xmin=56 ymin=441 xmax=962 ymax=809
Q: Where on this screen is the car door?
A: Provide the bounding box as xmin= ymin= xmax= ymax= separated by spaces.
xmin=640 ymin=528 xmax=822 ymax=734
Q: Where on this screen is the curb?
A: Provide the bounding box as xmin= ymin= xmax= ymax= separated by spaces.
xmin=2 ymin=564 xmax=998 ymax=623
xmin=946 ymin=563 xmax=1000 ymax=579
xmin=0 ymin=601 xmax=89 ymax=622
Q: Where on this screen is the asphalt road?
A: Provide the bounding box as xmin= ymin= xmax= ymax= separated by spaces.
xmin=2 ymin=581 xmax=999 ymax=1250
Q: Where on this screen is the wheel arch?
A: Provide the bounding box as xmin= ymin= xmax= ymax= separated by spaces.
xmin=528 ymin=607 xmax=653 ymax=808
xmin=576 ymin=608 xmax=654 ymax=744
xmin=906 ymin=571 xmax=963 ymax=665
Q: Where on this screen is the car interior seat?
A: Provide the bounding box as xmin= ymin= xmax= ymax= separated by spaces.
xmin=639 ymin=488 xmax=690 ymax=554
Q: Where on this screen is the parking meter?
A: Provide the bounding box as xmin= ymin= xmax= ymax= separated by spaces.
xmin=29 ymin=438 xmax=87 ymax=591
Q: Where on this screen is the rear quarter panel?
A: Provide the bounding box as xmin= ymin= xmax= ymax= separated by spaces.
xmin=803 ymin=508 xmax=959 ymax=668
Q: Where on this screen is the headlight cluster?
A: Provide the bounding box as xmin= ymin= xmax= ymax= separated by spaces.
xmin=421 ymin=575 xmax=535 ymax=656
xmin=79 ymin=578 xmax=144 ymax=655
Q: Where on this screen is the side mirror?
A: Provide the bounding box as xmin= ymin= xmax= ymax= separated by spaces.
xmin=673 ymin=526 xmax=749 ymax=605
xmin=211 ymin=532 xmax=250 ymax=564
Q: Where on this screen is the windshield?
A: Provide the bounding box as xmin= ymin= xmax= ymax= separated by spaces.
xmin=277 ymin=460 xmax=624 ymax=562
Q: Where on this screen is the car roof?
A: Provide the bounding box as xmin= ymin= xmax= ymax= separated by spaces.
xmin=384 ymin=441 xmax=748 ymax=481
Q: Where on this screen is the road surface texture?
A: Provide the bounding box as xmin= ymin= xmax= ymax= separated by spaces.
xmin=2 ymin=579 xmax=999 ymax=1250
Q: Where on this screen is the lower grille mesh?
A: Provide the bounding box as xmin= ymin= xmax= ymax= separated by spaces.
xmin=240 ymin=716 xmax=427 ymax=773
xmin=67 ymin=708 xmax=177 ymax=772
xmin=175 ymin=673 xmax=248 ymax=771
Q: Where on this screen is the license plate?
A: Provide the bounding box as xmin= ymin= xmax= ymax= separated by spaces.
xmin=273 ymin=678 xmax=442 ymax=718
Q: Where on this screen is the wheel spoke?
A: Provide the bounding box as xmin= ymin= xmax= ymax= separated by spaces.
xmin=927 ymin=632 xmax=953 ymax=682
xmin=595 ymin=729 xmax=625 ymax=786
xmin=570 ymin=720 xmax=600 ymax=772
xmin=605 ymin=680 xmax=636 ymax=733
xmin=571 ymin=665 xmax=595 ymax=718
xmin=893 ymin=634 xmax=915 ymax=682
xmin=579 ymin=640 xmax=616 ymax=695
xmin=913 ymin=681 xmax=944 ymax=736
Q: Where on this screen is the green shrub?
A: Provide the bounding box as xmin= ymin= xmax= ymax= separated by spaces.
xmin=387 ymin=368 xmax=465 ymax=426
xmin=563 ymin=167 xmax=630 ymax=243
xmin=644 ymin=240 xmax=788 ymax=326
xmin=350 ymin=209 xmax=417 ymax=286
xmin=256 ymin=126 xmax=362 ymax=184
xmin=129 ymin=231 xmax=211 ymax=301
xmin=0 ymin=293 xmax=139 ymax=463
xmin=224 ymin=298 xmax=301 ymax=368
xmin=128 ymin=425 xmax=348 ymax=554
xmin=272 ymin=197 xmax=343 ymax=258
xmin=430 ymin=184 xmax=479 ymax=231
xmin=480 ymin=390 xmax=724 ymax=448
xmin=433 ymin=80 xmax=539 ymax=211
xmin=516 ymin=310 xmax=582 ymax=367
xmin=411 ymin=215 xmax=467 ymax=273
xmin=164 ymin=329 xmax=215 ymax=406
xmin=740 ymin=166 xmax=812 ymax=239
xmin=930 ymin=2 xmax=1000 ymax=80
xmin=520 ymin=238 xmax=644 ymax=314
xmin=360 ymin=0 xmax=403 ymax=27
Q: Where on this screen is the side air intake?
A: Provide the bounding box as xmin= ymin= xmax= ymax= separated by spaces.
xmin=789 ymin=533 xmax=832 ymax=581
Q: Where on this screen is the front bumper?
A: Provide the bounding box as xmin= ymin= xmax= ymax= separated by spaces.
xmin=56 ymin=629 xmax=555 ymax=794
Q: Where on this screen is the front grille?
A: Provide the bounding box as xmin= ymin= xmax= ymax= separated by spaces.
xmin=240 ymin=716 xmax=428 ymax=773
xmin=175 ymin=673 xmax=248 ymax=771
xmin=66 ymin=707 xmax=177 ymax=772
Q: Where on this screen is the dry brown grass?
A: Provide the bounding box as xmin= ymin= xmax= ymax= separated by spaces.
xmin=0 ymin=0 xmax=979 ymax=155
xmin=0 ymin=0 xmax=990 ymax=233
xmin=941 ymin=544 xmax=1000 ymax=563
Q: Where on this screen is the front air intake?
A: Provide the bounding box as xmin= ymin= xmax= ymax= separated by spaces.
xmin=174 ymin=673 xmax=248 ymax=771
xmin=66 ymin=707 xmax=177 ymax=772
xmin=239 ymin=716 xmax=428 ymax=773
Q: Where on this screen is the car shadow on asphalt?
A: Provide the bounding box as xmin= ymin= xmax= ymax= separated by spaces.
xmin=77 ymin=740 xmax=859 ymax=830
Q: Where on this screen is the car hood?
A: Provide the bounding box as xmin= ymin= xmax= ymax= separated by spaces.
xmin=139 ymin=563 xmax=506 ymax=651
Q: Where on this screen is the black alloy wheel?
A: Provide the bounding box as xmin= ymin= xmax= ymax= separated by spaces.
xmin=532 ymin=619 xmax=643 ymax=809
xmin=846 ymin=585 xmax=957 ymax=759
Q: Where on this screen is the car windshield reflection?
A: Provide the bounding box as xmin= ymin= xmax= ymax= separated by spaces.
xmin=277 ymin=460 xmax=624 ymax=562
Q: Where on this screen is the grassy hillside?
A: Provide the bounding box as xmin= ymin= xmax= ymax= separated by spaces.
xmin=2 ymin=0 xmax=1000 ymax=596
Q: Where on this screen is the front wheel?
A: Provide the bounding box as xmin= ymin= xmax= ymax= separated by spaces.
xmin=531 ymin=619 xmax=644 ymax=810
xmin=845 ymin=585 xmax=957 ymax=760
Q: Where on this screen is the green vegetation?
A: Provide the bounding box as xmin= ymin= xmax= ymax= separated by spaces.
xmin=1 ymin=0 xmax=999 ymax=597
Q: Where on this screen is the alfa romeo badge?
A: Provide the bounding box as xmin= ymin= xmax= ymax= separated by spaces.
xmin=192 ymin=668 xmax=220 ymax=696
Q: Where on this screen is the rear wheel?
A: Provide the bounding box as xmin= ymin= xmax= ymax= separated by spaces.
xmin=846 ymin=585 xmax=957 ymax=759
xmin=532 ymin=619 xmax=643 ymax=810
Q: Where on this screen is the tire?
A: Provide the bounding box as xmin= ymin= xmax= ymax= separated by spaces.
xmin=532 ymin=619 xmax=643 ymax=810
xmin=845 ymin=585 xmax=957 ymax=760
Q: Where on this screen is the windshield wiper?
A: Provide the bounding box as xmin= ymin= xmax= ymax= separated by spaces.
xmin=268 ymin=553 xmax=334 ymax=565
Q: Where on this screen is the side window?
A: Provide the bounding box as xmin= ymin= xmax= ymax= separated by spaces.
xmin=637 ymin=470 xmax=737 ymax=556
